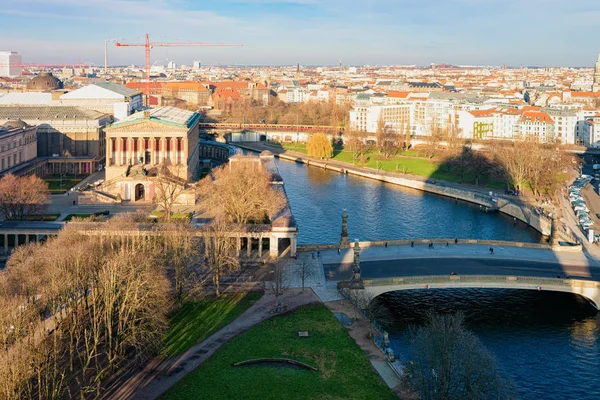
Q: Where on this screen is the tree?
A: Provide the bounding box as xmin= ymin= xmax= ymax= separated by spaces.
xmin=0 ymin=174 xmax=48 ymax=220
xmin=153 ymin=165 xmax=187 ymax=221
xmin=407 ymin=312 xmax=514 ymax=400
xmin=376 ymin=116 xmax=401 ymax=159
xmin=491 ymin=139 xmax=536 ymax=191
xmin=197 ymin=156 xmax=286 ymax=225
xmin=341 ymin=288 xmax=392 ymax=325
xmin=307 ymin=133 xmax=333 ymax=159
xmin=344 ymin=129 xmax=371 ymax=165
xmin=424 ymin=119 xmax=442 ymax=159
xmin=295 ymin=255 xmax=317 ymax=292
xmin=202 ymin=218 xmax=240 ymax=297
xmin=268 ymin=259 xmax=288 ymax=312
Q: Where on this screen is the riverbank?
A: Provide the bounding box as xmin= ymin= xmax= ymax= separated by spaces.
xmin=237 ymin=142 xmax=553 ymax=237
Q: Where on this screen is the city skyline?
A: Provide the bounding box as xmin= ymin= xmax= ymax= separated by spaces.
xmin=1 ymin=0 xmax=599 ymax=67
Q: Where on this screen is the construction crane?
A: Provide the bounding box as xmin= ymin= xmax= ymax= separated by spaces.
xmin=115 ymin=33 xmax=242 ymax=104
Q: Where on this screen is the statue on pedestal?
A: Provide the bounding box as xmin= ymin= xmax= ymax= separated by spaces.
xmin=340 ymin=210 xmax=349 ymax=248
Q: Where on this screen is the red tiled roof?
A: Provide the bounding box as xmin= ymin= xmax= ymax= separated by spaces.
xmin=387 ymin=91 xmax=410 ymax=98
xmin=468 ymin=109 xmax=496 ymax=117
xmin=520 ymin=111 xmax=554 ymax=124
xmin=571 ymin=91 xmax=600 ymax=98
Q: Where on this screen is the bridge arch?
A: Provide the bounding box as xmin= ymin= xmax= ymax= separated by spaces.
xmin=359 ymin=275 xmax=600 ymax=310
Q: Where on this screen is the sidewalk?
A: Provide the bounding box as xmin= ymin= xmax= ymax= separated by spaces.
xmin=317 ymin=243 xmax=596 ymax=268
xmin=325 ymin=300 xmax=402 ymax=392
xmin=100 ymin=289 xmax=319 ymax=400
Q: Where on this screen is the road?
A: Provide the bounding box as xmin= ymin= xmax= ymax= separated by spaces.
xmin=324 ymin=257 xmax=600 ymax=281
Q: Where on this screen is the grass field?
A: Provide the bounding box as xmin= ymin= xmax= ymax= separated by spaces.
xmin=279 ymin=143 xmax=505 ymax=189
xmin=150 ymin=210 xmax=193 ymax=221
xmin=44 ymin=174 xmax=88 ymax=194
xmin=161 ymin=304 xmax=395 ymax=400
xmin=163 ymin=292 xmax=263 ymax=357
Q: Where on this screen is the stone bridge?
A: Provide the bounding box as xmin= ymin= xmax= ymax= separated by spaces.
xmin=356 ymin=275 xmax=600 ymax=310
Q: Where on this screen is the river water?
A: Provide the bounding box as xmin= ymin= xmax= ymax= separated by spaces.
xmin=273 ymin=157 xmax=599 ymax=400
xmin=274 ymin=158 xmax=541 ymax=244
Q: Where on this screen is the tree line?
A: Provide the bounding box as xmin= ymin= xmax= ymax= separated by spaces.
xmin=0 ymin=156 xmax=287 ymax=399
xmin=306 ymin=129 xmax=573 ymax=196
xmin=209 ymin=98 xmax=352 ymax=127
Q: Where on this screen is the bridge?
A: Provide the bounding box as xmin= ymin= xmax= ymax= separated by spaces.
xmin=360 ymin=275 xmax=600 ymax=310
xmin=317 ymin=241 xmax=600 ymax=310
xmin=198 ymin=122 xmax=342 ymax=133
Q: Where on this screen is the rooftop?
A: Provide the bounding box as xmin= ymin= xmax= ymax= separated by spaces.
xmin=111 ymin=106 xmax=199 ymax=128
xmin=0 ymin=106 xmax=107 ymax=120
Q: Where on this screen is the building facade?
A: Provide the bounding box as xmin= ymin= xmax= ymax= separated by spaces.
xmin=0 ymin=106 xmax=110 ymax=173
xmin=0 ymin=120 xmax=37 ymax=175
xmin=103 ymin=107 xmax=200 ymax=202
xmin=593 ymin=53 xmax=600 ymax=93
xmin=0 ymin=51 xmax=22 ymax=77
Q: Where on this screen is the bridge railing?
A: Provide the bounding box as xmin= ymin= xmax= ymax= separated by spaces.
xmin=363 ymin=275 xmax=600 ymax=288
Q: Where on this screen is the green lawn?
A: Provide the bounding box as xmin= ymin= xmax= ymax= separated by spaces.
xmin=161 ymin=304 xmax=395 ymax=400
xmin=163 ymin=292 xmax=263 ymax=357
xmin=44 ymin=174 xmax=88 ymax=194
xmin=24 ymin=214 xmax=60 ymax=221
xmin=150 ymin=210 xmax=193 ymax=221
xmin=63 ymin=210 xmax=109 ymax=222
xmin=280 ymin=144 xmax=505 ymax=189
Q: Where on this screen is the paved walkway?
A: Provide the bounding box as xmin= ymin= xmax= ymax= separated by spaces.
xmin=318 ymin=243 xmax=596 ymax=268
xmin=325 ymin=301 xmax=402 ymax=390
xmin=101 ymin=289 xmax=319 ymax=400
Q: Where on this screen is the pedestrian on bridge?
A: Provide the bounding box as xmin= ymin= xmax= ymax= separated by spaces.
xmin=489 ymin=247 xmax=494 ymax=255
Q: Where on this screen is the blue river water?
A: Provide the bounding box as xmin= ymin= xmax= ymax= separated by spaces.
xmin=274 ymin=158 xmax=541 ymax=244
xmin=272 ymin=157 xmax=599 ymax=400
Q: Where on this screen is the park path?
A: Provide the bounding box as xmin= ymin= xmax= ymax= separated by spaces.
xmin=100 ymin=289 xmax=319 ymax=400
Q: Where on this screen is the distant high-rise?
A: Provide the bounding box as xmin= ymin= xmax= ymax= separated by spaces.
xmin=0 ymin=51 xmax=22 ymax=77
xmin=193 ymin=60 xmax=201 ymax=70
xmin=593 ymin=52 xmax=600 ymax=92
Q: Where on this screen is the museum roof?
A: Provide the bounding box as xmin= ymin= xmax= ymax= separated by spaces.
xmin=0 ymin=106 xmax=107 ymax=120
xmin=110 ymin=106 xmax=200 ymax=128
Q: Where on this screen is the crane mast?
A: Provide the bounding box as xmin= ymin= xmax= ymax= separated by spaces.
xmin=115 ymin=34 xmax=242 ymax=105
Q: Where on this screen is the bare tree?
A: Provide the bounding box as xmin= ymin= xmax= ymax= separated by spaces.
xmin=295 ymin=255 xmax=318 ymax=292
xmin=407 ymin=312 xmax=514 ymax=400
xmin=153 ymin=165 xmax=187 ymax=221
xmin=197 ymin=156 xmax=286 ymax=224
xmin=424 ymin=118 xmax=443 ymax=159
xmin=344 ymin=129 xmax=371 ymax=165
xmin=202 ymin=218 xmax=240 ymax=297
xmin=0 ymin=174 xmax=48 ymax=220
xmin=268 ymin=259 xmax=288 ymax=312
xmin=376 ymin=116 xmax=401 ymax=159
xmin=341 ymin=288 xmax=392 ymax=326
xmin=491 ymin=139 xmax=535 ymax=191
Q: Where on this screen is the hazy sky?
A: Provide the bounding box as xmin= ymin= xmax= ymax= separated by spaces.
xmin=1 ymin=0 xmax=599 ymax=67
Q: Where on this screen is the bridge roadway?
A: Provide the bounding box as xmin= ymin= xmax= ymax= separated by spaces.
xmin=317 ymin=243 xmax=600 ymax=308
xmin=320 ymin=242 xmax=600 ymax=281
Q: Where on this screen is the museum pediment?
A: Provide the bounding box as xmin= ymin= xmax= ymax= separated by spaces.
xmin=106 ymin=120 xmax=188 ymax=134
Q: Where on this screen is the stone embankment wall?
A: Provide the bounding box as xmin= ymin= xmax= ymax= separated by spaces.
xmin=236 ymin=144 xmax=551 ymax=236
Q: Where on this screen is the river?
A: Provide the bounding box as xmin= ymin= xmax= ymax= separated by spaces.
xmin=274 ymin=158 xmax=541 ymax=244
xmin=272 ymin=157 xmax=599 ymax=399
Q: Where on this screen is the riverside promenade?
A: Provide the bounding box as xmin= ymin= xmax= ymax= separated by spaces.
xmin=236 ymin=142 xmax=553 ymax=236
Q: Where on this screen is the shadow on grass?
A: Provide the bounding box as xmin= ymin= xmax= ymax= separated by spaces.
xmin=163 ymin=292 xmax=263 ymax=357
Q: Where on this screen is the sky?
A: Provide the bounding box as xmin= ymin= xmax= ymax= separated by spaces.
xmin=0 ymin=0 xmax=599 ymax=67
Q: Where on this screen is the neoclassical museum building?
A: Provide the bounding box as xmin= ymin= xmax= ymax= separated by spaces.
xmin=102 ymin=106 xmax=200 ymax=202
